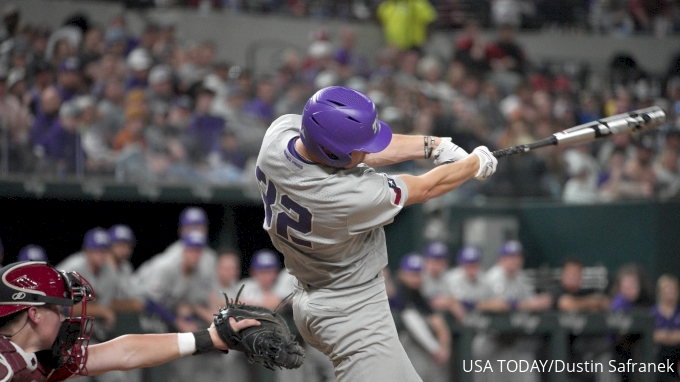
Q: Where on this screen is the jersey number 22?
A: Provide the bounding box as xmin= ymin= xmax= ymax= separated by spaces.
xmin=256 ymin=166 xmax=313 ymax=248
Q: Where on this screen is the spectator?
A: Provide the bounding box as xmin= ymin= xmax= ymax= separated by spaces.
xmin=652 ymin=274 xmax=680 ymax=382
xmin=394 ymin=253 xmax=450 ymax=382
xmin=125 ymin=47 xmax=152 ymax=91
xmin=188 ymin=86 xmax=225 ymax=160
xmin=655 ymin=147 xmax=680 ymax=199
xmin=377 ymin=0 xmax=437 ymax=51
xmin=622 ymin=134 xmax=657 ymax=195
xmin=55 ymin=56 xmax=82 ymax=102
xmin=40 ymin=101 xmax=85 ymax=176
xmin=146 ymin=64 xmax=175 ymax=115
xmin=31 ymin=86 xmax=61 ymax=147
xmin=0 ymin=66 xmax=32 ymax=171
xmin=113 ymin=105 xmax=148 ymax=151
xmin=17 ymin=245 xmax=47 ymax=262
xmin=334 ymin=28 xmax=370 ymax=78
xmin=243 ymin=76 xmax=276 ymax=125
xmin=629 ymin=0 xmax=672 ymax=35
xmin=562 ymin=151 xmax=599 ymax=204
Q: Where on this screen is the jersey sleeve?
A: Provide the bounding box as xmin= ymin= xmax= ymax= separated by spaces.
xmin=346 ymin=168 xmax=409 ymax=235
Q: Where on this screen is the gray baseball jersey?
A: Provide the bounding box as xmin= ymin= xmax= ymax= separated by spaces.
xmin=133 ymin=241 xmax=216 ymax=309
xmin=482 ymin=264 xmax=534 ymax=301
xmin=56 ymin=252 xmax=119 ymax=307
xmin=421 ymin=273 xmax=452 ymax=300
xmin=114 ymin=260 xmax=136 ymax=300
xmin=254 ymin=114 xmax=409 ymax=289
xmin=444 ymin=267 xmax=493 ymax=303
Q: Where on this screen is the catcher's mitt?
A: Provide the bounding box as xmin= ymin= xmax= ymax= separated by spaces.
xmin=213 ymin=285 xmax=305 ymax=370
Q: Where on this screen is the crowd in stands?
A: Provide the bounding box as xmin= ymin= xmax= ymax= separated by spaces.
xmin=150 ymin=0 xmax=680 ymax=37
xmin=0 ymin=5 xmax=680 ymax=202
xmin=0 ymin=207 xmax=678 ymax=382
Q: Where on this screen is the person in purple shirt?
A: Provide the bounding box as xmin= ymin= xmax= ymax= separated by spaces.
xmin=188 ymin=87 xmax=225 ymax=161
xmin=55 ymin=56 xmax=82 ymax=102
xmin=30 ymin=86 xmax=62 ymax=147
xmin=41 ymin=102 xmax=85 ymax=176
xmin=242 ymin=76 xmax=275 ymax=125
xmin=652 ymin=275 xmax=680 ymax=382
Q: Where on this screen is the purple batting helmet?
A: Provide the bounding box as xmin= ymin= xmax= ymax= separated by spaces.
xmin=300 ymin=86 xmax=392 ymax=167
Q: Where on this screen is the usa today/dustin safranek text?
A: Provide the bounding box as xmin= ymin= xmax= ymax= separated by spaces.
xmin=463 ymin=359 xmax=675 ymax=373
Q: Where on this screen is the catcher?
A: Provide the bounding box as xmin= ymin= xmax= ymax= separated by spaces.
xmin=0 ymin=261 xmax=304 ymax=382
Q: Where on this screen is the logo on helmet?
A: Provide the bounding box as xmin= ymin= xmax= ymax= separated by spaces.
xmin=12 ymin=292 xmax=26 ymax=300
xmin=372 ymin=118 xmax=379 ymax=135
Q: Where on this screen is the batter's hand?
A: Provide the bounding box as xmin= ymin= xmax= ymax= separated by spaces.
xmin=472 ymin=146 xmax=498 ymax=180
xmin=433 ymin=138 xmax=468 ymax=166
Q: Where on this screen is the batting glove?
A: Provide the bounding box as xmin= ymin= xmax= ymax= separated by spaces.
xmin=472 ymin=146 xmax=498 ymax=180
xmin=433 ymin=138 xmax=469 ymax=166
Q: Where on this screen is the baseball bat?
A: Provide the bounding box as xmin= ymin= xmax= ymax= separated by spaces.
xmin=492 ymin=106 xmax=666 ymax=158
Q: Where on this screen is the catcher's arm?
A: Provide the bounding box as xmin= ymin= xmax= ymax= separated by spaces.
xmin=84 ymin=318 xmax=259 ymax=376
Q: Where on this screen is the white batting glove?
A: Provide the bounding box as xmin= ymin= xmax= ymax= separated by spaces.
xmin=433 ymin=138 xmax=469 ymax=166
xmin=472 ymin=146 xmax=498 ymax=180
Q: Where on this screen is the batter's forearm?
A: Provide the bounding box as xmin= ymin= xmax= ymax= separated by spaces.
xmin=364 ymin=135 xmax=441 ymax=167
xmin=402 ymin=154 xmax=479 ymax=205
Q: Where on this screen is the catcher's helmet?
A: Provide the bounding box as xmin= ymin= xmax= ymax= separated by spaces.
xmin=0 ymin=262 xmax=96 ymax=375
xmin=300 ymin=86 xmax=392 ymax=167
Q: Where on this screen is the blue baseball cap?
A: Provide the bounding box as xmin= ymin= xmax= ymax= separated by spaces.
xmin=109 ymin=224 xmax=135 ymax=243
xmin=457 ymin=246 xmax=482 ymax=264
xmin=400 ymin=253 xmax=424 ymax=272
xmin=180 ymin=207 xmax=208 ymax=227
xmin=499 ymin=240 xmax=523 ymax=257
xmin=182 ymin=230 xmax=207 ymax=248
xmin=251 ymin=250 xmax=280 ymax=271
xmin=423 ymin=241 xmax=450 ymax=259
xmin=84 ymin=227 xmax=111 ymax=250
xmin=18 ymin=245 xmax=47 ymax=262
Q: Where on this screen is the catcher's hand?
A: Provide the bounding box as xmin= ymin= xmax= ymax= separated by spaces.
xmin=213 ymin=285 xmax=305 ymax=370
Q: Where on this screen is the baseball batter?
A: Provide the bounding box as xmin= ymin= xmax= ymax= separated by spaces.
xmin=254 ymin=86 xmax=498 ymax=382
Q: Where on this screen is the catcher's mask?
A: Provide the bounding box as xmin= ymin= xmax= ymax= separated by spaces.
xmin=0 ymin=262 xmax=95 ymax=375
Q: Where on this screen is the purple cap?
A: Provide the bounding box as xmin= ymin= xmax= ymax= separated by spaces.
xmin=84 ymin=227 xmax=111 ymax=250
xmin=18 ymin=245 xmax=47 ymax=262
xmin=400 ymin=253 xmax=424 ymax=272
xmin=180 ymin=207 xmax=208 ymax=227
xmin=59 ymin=57 xmax=81 ymax=73
xmin=499 ymin=240 xmax=523 ymax=256
xmin=251 ymin=250 xmax=280 ymax=271
xmin=423 ymin=241 xmax=449 ymax=259
xmin=182 ymin=230 xmax=207 ymax=248
xmin=109 ymin=224 xmax=135 ymax=243
xmin=457 ymin=246 xmax=481 ymax=264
